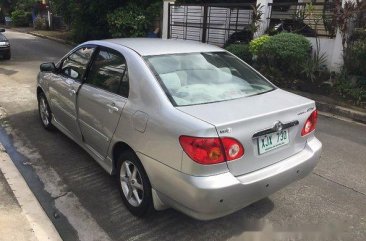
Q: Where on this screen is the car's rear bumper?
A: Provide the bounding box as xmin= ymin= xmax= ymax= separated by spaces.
xmin=138 ymin=136 xmax=322 ymax=220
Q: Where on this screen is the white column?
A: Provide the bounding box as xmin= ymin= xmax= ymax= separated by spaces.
xmin=162 ymin=0 xmax=175 ymax=39
xmin=48 ymin=11 xmax=52 ymax=29
xmin=255 ymin=0 xmax=272 ymax=38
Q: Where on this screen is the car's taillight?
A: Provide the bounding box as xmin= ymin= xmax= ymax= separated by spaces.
xmin=221 ymin=137 xmax=245 ymax=161
xmin=301 ymin=110 xmax=318 ymax=136
xmin=179 ymin=136 xmax=244 ymax=165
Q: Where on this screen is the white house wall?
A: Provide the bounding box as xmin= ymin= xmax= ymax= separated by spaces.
xmin=306 ymin=33 xmax=343 ymax=72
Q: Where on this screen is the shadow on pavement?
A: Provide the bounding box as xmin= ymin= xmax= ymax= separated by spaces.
xmin=0 ymin=67 xmax=18 ymax=76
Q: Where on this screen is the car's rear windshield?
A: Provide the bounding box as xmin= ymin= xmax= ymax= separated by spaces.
xmin=144 ymin=51 xmax=275 ymax=106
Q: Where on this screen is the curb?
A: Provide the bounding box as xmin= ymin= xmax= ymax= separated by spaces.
xmin=0 ymin=25 xmax=76 ymax=46
xmin=28 ymin=32 xmax=77 ymax=47
xmin=316 ymin=101 xmax=366 ymax=124
xmin=0 ymin=143 xmax=62 ymax=241
xmin=289 ymin=90 xmax=366 ymax=125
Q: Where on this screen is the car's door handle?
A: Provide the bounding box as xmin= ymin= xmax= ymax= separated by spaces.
xmin=106 ymin=103 xmax=119 ymax=112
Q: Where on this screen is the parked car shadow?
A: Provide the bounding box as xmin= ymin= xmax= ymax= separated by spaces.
xmin=0 ymin=66 xmax=18 ymax=75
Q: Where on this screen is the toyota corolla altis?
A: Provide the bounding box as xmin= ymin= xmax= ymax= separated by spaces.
xmin=37 ymin=39 xmax=322 ymax=220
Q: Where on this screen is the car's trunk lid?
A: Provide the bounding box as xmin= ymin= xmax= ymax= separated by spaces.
xmin=177 ymin=89 xmax=316 ymax=176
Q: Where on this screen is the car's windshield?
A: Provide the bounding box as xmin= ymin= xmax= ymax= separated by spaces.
xmin=145 ymin=52 xmax=275 ymax=106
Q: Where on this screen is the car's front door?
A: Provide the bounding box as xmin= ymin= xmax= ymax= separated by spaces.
xmin=77 ymin=47 xmax=129 ymax=158
xmin=48 ymin=46 xmax=96 ymax=140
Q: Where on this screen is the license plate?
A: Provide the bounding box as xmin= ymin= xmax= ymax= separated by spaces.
xmin=258 ymin=129 xmax=289 ymax=155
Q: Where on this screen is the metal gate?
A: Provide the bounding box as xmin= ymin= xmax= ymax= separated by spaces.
xmin=168 ymin=2 xmax=256 ymax=47
xmin=268 ymin=1 xmax=336 ymax=38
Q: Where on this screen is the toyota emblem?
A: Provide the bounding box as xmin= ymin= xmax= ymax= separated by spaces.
xmin=274 ymin=121 xmax=283 ymax=132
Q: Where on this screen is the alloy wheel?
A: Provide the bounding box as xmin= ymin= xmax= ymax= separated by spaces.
xmin=39 ymin=96 xmax=50 ymax=126
xmin=120 ymin=160 xmax=144 ymax=207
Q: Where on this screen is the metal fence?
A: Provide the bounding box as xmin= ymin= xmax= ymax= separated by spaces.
xmin=168 ymin=2 xmax=255 ymax=47
xmin=268 ymin=1 xmax=336 ymax=38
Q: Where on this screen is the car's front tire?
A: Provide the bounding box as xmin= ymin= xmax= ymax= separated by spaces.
xmin=4 ymin=51 xmax=11 ymax=60
xmin=117 ymin=151 xmax=153 ymax=217
xmin=38 ymin=92 xmax=54 ymax=130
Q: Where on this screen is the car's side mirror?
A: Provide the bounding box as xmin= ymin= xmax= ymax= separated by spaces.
xmin=40 ymin=62 xmax=56 ymax=72
xmin=0 ymin=28 xmax=5 ymax=33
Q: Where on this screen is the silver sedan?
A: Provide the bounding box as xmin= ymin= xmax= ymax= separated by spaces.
xmin=37 ymin=39 xmax=322 ymax=220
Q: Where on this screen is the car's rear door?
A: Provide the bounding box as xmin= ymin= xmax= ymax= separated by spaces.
xmin=48 ymin=45 xmax=96 ymax=141
xmin=77 ymin=47 xmax=129 ymax=158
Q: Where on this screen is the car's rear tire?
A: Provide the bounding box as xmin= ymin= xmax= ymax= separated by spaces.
xmin=117 ymin=151 xmax=153 ymax=217
xmin=38 ymin=92 xmax=54 ymax=130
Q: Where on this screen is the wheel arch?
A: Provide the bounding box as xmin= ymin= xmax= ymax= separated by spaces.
xmin=112 ymin=141 xmax=167 ymax=211
xmin=112 ymin=141 xmax=136 ymax=173
xmin=36 ymin=86 xmax=45 ymax=99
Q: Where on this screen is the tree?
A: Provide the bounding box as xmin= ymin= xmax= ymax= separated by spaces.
xmin=1 ymin=0 xmax=35 ymax=14
xmin=49 ymin=0 xmax=161 ymax=42
xmin=50 ymin=0 xmax=75 ymax=29
xmin=354 ymin=0 xmax=366 ymax=28
xmin=333 ymin=0 xmax=366 ymax=51
xmin=107 ymin=0 xmax=162 ymax=38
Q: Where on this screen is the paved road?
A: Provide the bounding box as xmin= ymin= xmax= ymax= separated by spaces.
xmin=0 ymin=30 xmax=365 ymax=241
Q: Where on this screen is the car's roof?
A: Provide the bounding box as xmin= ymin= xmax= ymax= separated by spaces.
xmin=92 ymin=38 xmax=224 ymax=56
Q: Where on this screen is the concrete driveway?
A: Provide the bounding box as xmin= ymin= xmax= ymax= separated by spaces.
xmin=0 ymin=29 xmax=365 ymax=241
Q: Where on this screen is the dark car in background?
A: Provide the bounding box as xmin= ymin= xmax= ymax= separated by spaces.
xmin=0 ymin=28 xmax=11 ymax=60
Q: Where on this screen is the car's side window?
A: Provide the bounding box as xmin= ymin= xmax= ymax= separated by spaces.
xmin=61 ymin=46 xmax=95 ymax=82
xmin=86 ymin=48 xmax=129 ymax=97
